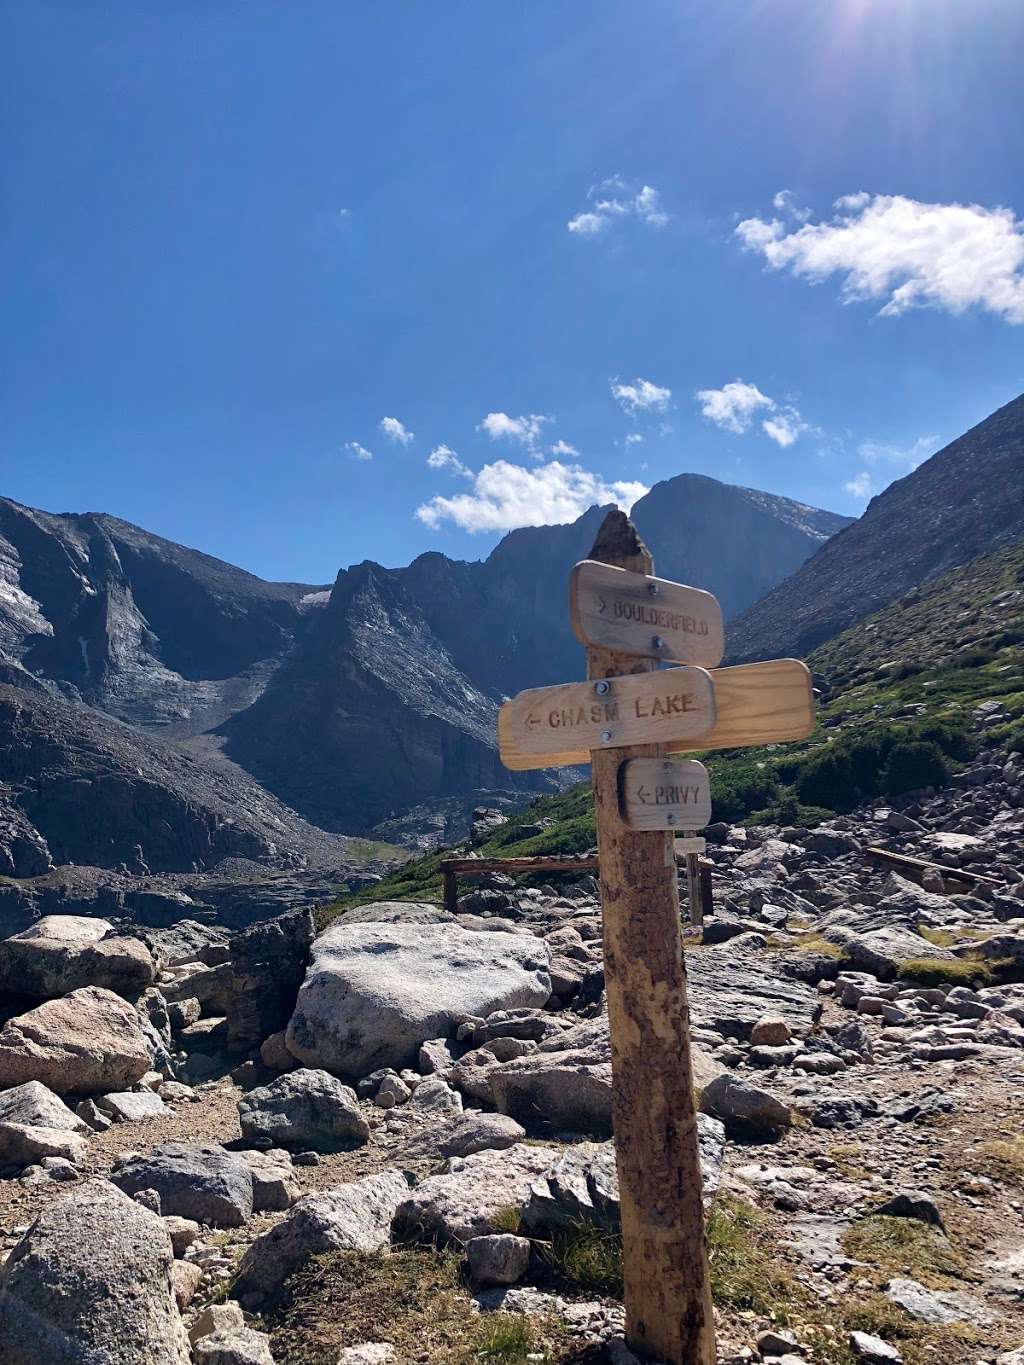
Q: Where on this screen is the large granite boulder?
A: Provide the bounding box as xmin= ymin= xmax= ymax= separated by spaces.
xmin=0 ymin=1180 xmax=191 ymax=1363
xmin=285 ymin=922 xmax=551 ymax=1078
xmin=238 ymin=1068 xmax=369 ymax=1150
xmin=0 ymin=915 xmax=155 ymax=1002
xmin=394 ymin=1143 xmax=555 ymax=1244
xmin=234 ymin=1170 xmax=410 ymax=1296
xmin=0 ymin=1079 xmax=90 ymax=1135
xmin=112 ymin=1143 xmax=255 ymax=1228
xmin=0 ymin=986 xmax=152 ymax=1095
xmin=225 ymin=909 xmax=314 ymax=1054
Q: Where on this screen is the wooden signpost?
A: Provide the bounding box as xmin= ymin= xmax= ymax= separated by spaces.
xmin=619 ymin=757 xmax=712 ymax=831
xmin=496 ymin=509 xmax=815 ymax=1365
xmin=569 ymin=559 xmax=725 ymax=666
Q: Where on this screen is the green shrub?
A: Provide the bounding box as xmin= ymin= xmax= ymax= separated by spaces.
xmin=795 ymin=746 xmax=855 ymax=810
xmin=883 ymin=740 xmax=949 ymax=796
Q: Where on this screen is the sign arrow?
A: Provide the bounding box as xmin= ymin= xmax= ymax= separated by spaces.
xmin=526 ymin=712 xmax=541 ymax=729
xmin=636 ymin=784 xmax=651 ymax=804
xmin=597 ymin=594 xmax=607 ymax=614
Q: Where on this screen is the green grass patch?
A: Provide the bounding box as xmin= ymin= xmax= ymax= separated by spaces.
xmin=842 ymin=1216 xmax=966 ymax=1288
xmin=537 ymin=1223 xmax=623 ymax=1298
xmin=897 ymin=957 xmax=993 ymax=988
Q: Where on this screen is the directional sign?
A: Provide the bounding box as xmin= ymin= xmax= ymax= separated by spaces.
xmin=497 ymin=665 xmax=716 ymax=769
xmin=619 ymin=758 xmax=711 ymax=831
xmin=570 ymin=560 xmax=724 ymax=666
xmin=499 ymin=657 xmax=813 ymax=770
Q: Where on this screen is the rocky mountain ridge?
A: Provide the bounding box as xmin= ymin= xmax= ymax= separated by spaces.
xmin=728 ymin=391 xmax=1024 ymax=662
xmin=0 ymin=475 xmax=848 ymax=861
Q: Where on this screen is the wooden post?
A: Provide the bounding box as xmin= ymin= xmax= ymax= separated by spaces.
xmin=585 ymin=509 xmax=716 ymax=1364
xmin=442 ymin=864 xmax=458 ymax=916
xmin=700 ymin=862 xmax=715 ymax=921
xmin=684 ymin=843 xmax=703 ymax=928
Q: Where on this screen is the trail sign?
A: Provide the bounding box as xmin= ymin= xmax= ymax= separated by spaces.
xmin=497 ymin=665 xmax=716 ymax=769
xmin=569 ymin=559 xmax=724 ymax=666
xmin=498 ymin=656 xmax=812 ymax=770
xmin=619 ymin=757 xmax=711 ymax=831
xmin=494 ymin=512 xmax=814 ymax=1365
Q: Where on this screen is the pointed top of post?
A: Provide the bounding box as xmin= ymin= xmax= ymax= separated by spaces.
xmin=588 ymin=508 xmax=653 ymax=575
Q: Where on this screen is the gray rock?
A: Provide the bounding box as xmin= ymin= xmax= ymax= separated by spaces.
xmin=97 ymin=1089 xmax=169 ymax=1122
xmin=0 ymin=1079 xmax=89 ymax=1135
xmin=0 ymin=1179 xmax=190 ymax=1363
xmin=235 ymin=1170 xmax=410 ymax=1295
xmin=873 ymin=1190 xmax=944 ymax=1229
xmin=241 ymin=1148 xmax=301 ymax=1211
xmin=189 ymin=1303 xmax=245 ymax=1343
xmin=0 ymin=1120 xmax=88 ymax=1166
xmin=394 ymin=1143 xmax=560 ymax=1243
xmin=0 ymin=915 xmax=155 ymax=1001
xmin=522 ymin=1119 xmax=725 ymax=1236
xmin=850 ymin=1330 xmax=903 ymax=1363
xmin=238 ymin=1068 xmax=369 ymax=1150
xmin=396 ymin=1112 xmax=527 ymax=1165
xmin=466 ymin=1234 xmax=531 ymax=1286
xmin=827 ymin=924 xmax=954 ymax=980
xmin=0 ymin=986 xmax=152 ymax=1095
xmin=111 ymin=1142 xmax=254 ymax=1227
xmin=884 ymin=1276 xmax=993 ymax=1326
xmin=490 ymin=1047 xmax=613 ymax=1136
xmin=77 ymin=1097 xmax=113 ymax=1132
xmin=285 ymin=922 xmax=550 ymax=1078
xmin=418 ymin=1037 xmax=462 ymax=1074
xmin=337 ymin=1348 xmax=395 ymax=1364
xmin=406 ymin=1076 xmax=463 ymax=1115
xmin=700 ymin=1072 xmax=792 ymax=1136
xmin=162 ymin=1214 xmax=201 ymax=1256
xmin=192 ymin=1326 xmax=276 ymax=1364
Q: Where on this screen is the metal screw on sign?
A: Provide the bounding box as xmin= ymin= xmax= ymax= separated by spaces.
xmin=600 ymin=730 xmax=613 ymax=743
xmin=652 ymin=635 xmax=665 ymax=650
xmin=594 ymin=680 xmax=611 ymax=696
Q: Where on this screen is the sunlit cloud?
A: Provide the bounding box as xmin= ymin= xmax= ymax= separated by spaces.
xmin=426 ymin=444 xmax=471 ymax=478
xmin=346 ymin=441 xmax=374 ymax=462
xmin=379 ymin=416 xmax=414 ymax=445
xmin=736 ymin=192 xmax=1024 ymax=323
xmin=611 ymin=377 xmax=672 ymax=415
xmin=568 ymin=177 xmax=670 ymax=236
xmin=416 ymin=459 xmax=648 ymax=533
xmin=695 ymin=379 xmax=810 ymax=447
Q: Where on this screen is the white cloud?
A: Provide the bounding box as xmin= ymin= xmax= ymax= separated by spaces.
xmin=416 ymin=459 xmax=648 ymax=534
xmin=858 ymin=434 xmax=937 ymax=469
xmin=735 ymin=192 xmax=1024 ymax=323
xmin=696 ymin=378 xmax=810 ymax=448
xmin=568 ymin=177 xmax=669 ymax=236
xmin=611 ymin=377 xmax=672 ymax=415
xmin=426 ymin=444 xmax=471 ymax=478
xmin=549 ymin=439 xmax=579 ymax=456
xmin=696 ymin=380 xmax=773 ymax=434
xmin=844 ymin=472 xmax=874 ymax=500
xmin=477 ymin=411 xmax=550 ymax=455
xmin=346 ymin=441 xmax=373 ymax=462
xmin=379 ymin=416 xmax=414 ymax=445
xmin=772 ymin=189 xmax=811 ymax=222
xmin=624 ymin=432 xmax=645 ymax=446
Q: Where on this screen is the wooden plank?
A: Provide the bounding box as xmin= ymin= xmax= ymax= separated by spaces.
xmin=583 ymin=509 xmax=715 ymax=1365
xmin=863 ymin=845 xmax=999 ymax=886
xmin=619 ymin=758 xmax=711 ymax=831
xmin=674 ymin=835 xmax=707 ymax=854
xmin=569 ymin=559 xmax=724 ymax=666
xmin=497 ymin=666 xmax=716 ymax=769
xmin=440 ymin=855 xmax=601 ymax=875
xmin=499 ymin=657 xmax=813 ymax=770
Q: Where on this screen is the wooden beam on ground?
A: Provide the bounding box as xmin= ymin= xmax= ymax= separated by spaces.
xmin=863 ymin=845 xmax=1000 ymax=887
xmin=584 ymin=509 xmax=715 ymax=1365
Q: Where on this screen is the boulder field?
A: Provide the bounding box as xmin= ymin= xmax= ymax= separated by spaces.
xmin=0 ymin=762 xmax=1023 ymax=1362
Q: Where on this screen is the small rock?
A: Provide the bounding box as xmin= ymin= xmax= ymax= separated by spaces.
xmin=337 ymin=1348 xmax=395 ymax=1364
xmin=750 ymin=1015 xmax=792 ymax=1047
xmin=133 ymin=1188 xmax=162 ymax=1213
xmin=162 ymin=1214 xmax=201 ymax=1256
xmin=189 ymin=1302 xmax=246 ymax=1343
xmin=466 ymin=1234 xmax=531 ymax=1286
xmin=192 ymin=1326 xmax=276 ymax=1364
xmin=171 ymin=1258 xmax=201 ymax=1310
xmin=874 ymin=1190 xmax=944 ymax=1229
xmin=849 ymin=1330 xmax=902 ymax=1363
xmin=294 ymin=1150 xmax=321 ymax=1167
xmin=757 ymin=1328 xmax=801 ymax=1356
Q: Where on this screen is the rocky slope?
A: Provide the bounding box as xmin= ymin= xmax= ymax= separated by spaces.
xmin=0 ymin=743 xmax=1022 ymax=1364
xmin=729 ymin=391 xmax=1024 ymax=662
xmin=0 ymin=475 xmax=847 ymax=849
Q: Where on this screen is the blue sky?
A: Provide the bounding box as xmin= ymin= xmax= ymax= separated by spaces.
xmin=3 ymin=0 xmax=1023 ymax=583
